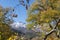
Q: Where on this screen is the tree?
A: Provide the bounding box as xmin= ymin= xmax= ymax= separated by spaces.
xmin=0 ymin=6 xmax=16 ymax=40
xmin=26 ymin=0 xmax=60 ymax=40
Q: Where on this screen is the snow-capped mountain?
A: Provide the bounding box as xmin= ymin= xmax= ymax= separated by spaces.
xmin=10 ymin=22 xmax=26 ymax=29
xmin=9 ymin=22 xmax=40 ymax=39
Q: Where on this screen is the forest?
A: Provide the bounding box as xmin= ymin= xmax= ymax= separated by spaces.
xmin=0 ymin=0 xmax=60 ymax=40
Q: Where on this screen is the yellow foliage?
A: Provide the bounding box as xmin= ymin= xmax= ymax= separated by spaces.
xmin=0 ymin=5 xmax=15 ymax=40
xmin=27 ymin=0 xmax=60 ymax=29
xmin=7 ymin=35 xmax=18 ymax=40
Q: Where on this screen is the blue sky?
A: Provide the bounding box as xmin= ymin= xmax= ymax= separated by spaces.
xmin=0 ymin=0 xmax=34 ymax=23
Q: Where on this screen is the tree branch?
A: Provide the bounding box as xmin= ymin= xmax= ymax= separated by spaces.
xmin=44 ymin=18 xmax=60 ymax=40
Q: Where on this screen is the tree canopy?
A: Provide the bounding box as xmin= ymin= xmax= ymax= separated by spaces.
xmin=0 ymin=6 xmax=16 ymax=40
xmin=26 ymin=0 xmax=60 ymax=40
xmin=26 ymin=0 xmax=60 ymax=28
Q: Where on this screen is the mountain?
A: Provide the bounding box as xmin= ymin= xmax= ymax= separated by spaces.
xmin=10 ymin=22 xmax=40 ymax=39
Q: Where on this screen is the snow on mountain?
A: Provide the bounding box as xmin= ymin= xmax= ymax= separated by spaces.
xmin=10 ymin=22 xmax=26 ymax=28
